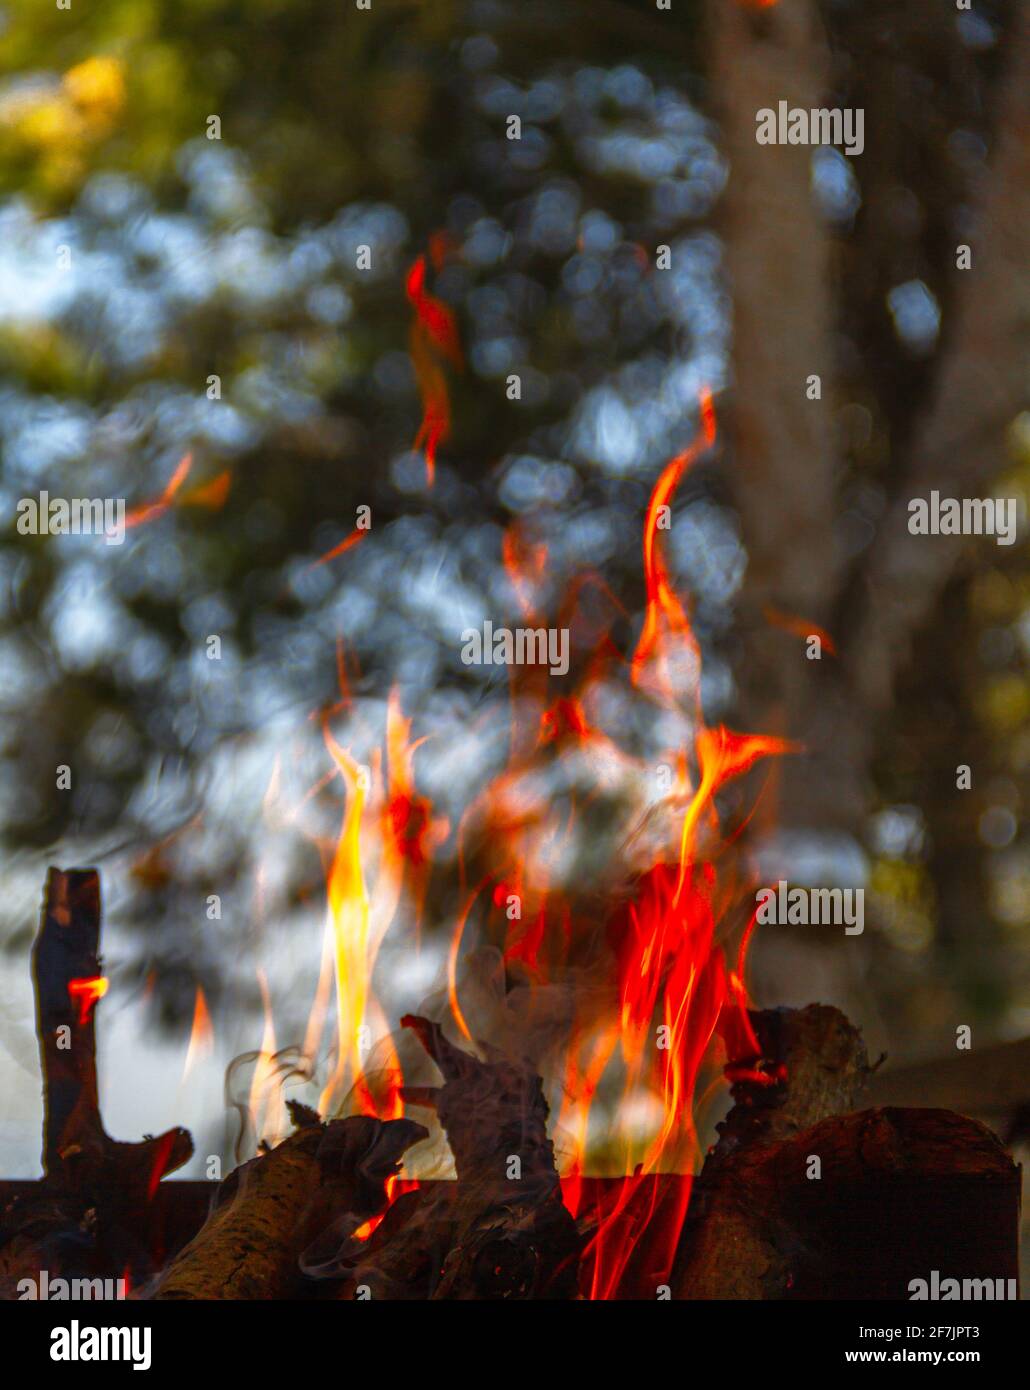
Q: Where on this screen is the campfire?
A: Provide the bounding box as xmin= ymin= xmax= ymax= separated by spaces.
xmin=0 ymin=395 xmax=1020 ymax=1302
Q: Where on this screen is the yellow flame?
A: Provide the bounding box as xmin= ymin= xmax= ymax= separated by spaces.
xmin=318 ymin=726 xmax=372 ymax=1113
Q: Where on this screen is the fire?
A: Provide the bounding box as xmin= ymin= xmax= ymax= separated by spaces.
xmin=67 ymin=975 xmax=108 ymax=1024
xmin=406 ymin=251 xmax=463 ymax=486
xmin=318 ymin=727 xmax=375 ymax=1115
xmin=631 ymin=389 xmax=716 ymax=704
xmin=247 ymin=968 xmax=283 ymax=1147
xmin=125 ymin=454 xmax=232 ymax=529
xmin=182 ymin=986 xmax=213 ymax=1080
xmin=383 ymin=690 xmax=448 ymax=897
xmin=217 ymin=269 xmax=790 ymax=1296
xmin=182 ymin=468 xmax=232 ymax=511
xmin=125 ymin=453 xmax=193 ymax=528
xmin=146 ymin=1128 xmax=183 ymax=1201
xmin=308 ymin=526 xmax=367 ymax=570
xmin=763 ymin=603 xmax=837 ymax=656
xmin=312 ymin=713 xmax=408 ymax=1123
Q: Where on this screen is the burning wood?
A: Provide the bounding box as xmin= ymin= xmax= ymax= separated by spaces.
xmin=152 ymin=1112 xmax=426 ymax=1300
xmin=297 ymin=1014 xmax=581 ymax=1299
xmin=32 ymin=869 xmax=192 ymax=1203
xmin=0 ymin=869 xmax=1022 ymax=1301
xmin=400 ymin=1014 xmax=580 ymax=1298
xmin=0 ymin=355 xmax=1022 ymax=1306
xmin=1 ymin=869 xmax=192 ymax=1298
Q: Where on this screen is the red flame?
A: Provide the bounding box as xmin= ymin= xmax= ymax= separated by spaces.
xmin=763 ymin=604 xmax=837 ymax=656
xmin=308 ymin=526 xmax=367 ymax=571
xmin=631 ymin=389 xmax=716 ymax=704
xmin=67 ymin=975 xmax=108 ymax=1025
xmin=146 ymin=1128 xmax=182 ymax=1201
xmin=406 ymin=251 xmax=463 ymax=486
xmin=239 ymin=368 xmax=791 ymax=1297
xmin=125 ymin=455 xmax=232 ymax=529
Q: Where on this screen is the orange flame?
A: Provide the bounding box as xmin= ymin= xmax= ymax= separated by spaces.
xmin=182 ymin=985 xmax=213 ymax=1080
xmin=406 ymin=251 xmax=462 ymax=486
xmin=181 ymin=468 xmax=232 ymax=511
xmin=314 ymin=715 xmax=406 ymax=1122
xmin=318 ymin=727 xmax=374 ymax=1114
xmin=308 ymin=526 xmax=367 ymax=570
xmin=231 ymin=382 xmax=793 ymax=1295
xmin=125 ymin=454 xmax=193 ymax=528
xmin=125 ymin=455 xmax=231 ymax=529
xmin=631 ymin=390 xmax=716 ymax=704
xmin=67 ymin=975 xmax=108 ymax=1024
xmin=763 ymin=604 xmax=837 ymax=656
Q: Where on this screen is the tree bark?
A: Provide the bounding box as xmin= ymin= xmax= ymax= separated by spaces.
xmin=709 ymin=0 xmax=854 ymax=837
xmin=714 ymin=0 xmax=1030 ymax=848
xmin=847 ymin=3 xmax=1030 ymax=717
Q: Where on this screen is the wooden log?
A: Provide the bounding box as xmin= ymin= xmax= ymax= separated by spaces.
xmin=0 ymin=1191 xmax=95 ymax=1301
xmin=33 ymin=867 xmax=192 ymax=1203
xmin=664 ymin=1003 xmax=868 ymax=1300
xmin=398 ymin=1014 xmax=581 ymax=1299
xmin=714 ymin=1003 xmax=870 ymax=1155
xmin=151 ymin=1114 xmax=426 ymax=1300
xmin=0 ymin=869 xmax=193 ymax=1296
xmin=3 ymin=1175 xmax=693 ymax=1300
xmin=673 ymin=1005 xmax=1020 ymax=1298
xmin=675 ymin=1107 xmax=1020 ymax=1299
xmin=319 ymin=1183 xmax=460 ymax=1300
xmin=867 ymin=1035 xmax=1030 ymax=1138
xmin=320 ymin=1013 xmax=585 ymax=1301
xmin=34 ymin=868 xmax=106 ymax=1180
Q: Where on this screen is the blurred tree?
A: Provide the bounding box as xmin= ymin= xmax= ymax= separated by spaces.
xmin=0 ymin=0 xmax=1026 ymax=1078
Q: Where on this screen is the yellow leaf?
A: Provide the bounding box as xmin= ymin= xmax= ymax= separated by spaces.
xmin=62 ymin=56 xmax=126 ymax=125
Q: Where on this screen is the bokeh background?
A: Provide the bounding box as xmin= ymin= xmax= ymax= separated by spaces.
xmin=0 ymin=0 xmax=1027 ymax=1204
